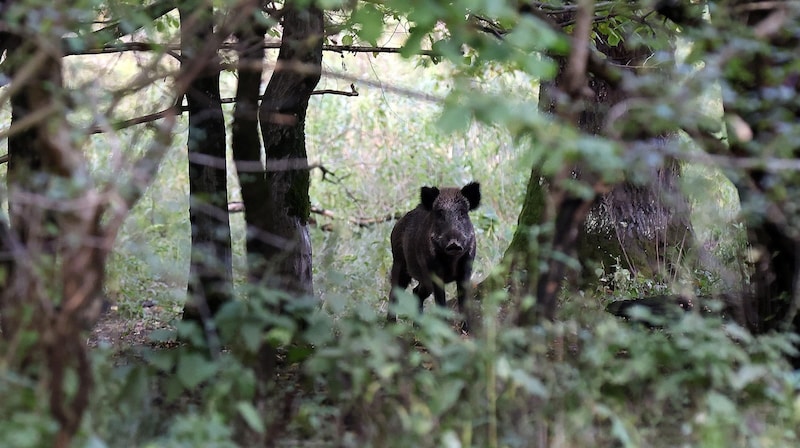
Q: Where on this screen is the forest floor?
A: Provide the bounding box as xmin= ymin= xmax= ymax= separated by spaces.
xmin=86 ymin=303 xmax=172 ymax=350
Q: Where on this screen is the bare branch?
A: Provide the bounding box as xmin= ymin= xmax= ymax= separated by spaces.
xmin=65 ymin=40 xmax=440 ymax=57
xmin=311 ymin=84 xmax=359 ymax=96
xmin=61 ymin=0 xmax=176 ymax=51
xmin=103 ymin=113 xmax=177 ymax=245
xmin=228 ymin=202 xmax=403 ymax=228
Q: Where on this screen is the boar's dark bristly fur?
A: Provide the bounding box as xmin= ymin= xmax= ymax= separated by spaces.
xmin=388 ymin=182 xmax=481 ymax=332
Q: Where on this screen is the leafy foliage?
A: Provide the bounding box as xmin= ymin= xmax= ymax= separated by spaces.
xmin=2 ymin=0 xmax=800 ymax=447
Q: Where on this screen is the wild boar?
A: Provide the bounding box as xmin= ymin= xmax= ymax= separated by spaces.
xmin=387 ymin=182 xmax=481 ymax=332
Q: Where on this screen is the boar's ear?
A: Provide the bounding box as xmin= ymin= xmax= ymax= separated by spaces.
xmin=420 ymin=186 xmax=440 ymax=210
xmin=461 ymin=182 xmax=481 ymax=210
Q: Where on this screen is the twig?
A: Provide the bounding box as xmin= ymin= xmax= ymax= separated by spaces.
xmin=564 ymin=0 xmax=595 ymax=99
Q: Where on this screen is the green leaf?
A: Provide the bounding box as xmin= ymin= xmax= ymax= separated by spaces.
xmin=177 ymin=353 xmax=217 ymax=389
xmin=146 ymin=350 xmax=176 ymax=372
xmin=286 ymin=344 xmax=314 ymax=363
xmin=236 ymin=401 xmax=265 ymax=433
xmin=119 ymin=365 xmax=148 ymax=402
xmin=354 ymin=4 xmax=384 ymax=46
xmin=731 ymin=365 xmax=766 ymax=390
xmin=510 ymin=369 xmax=548 ymax=398
xmin=266 ymin=327 xmax=293 ymax=346
xmin=441 ymin=430 xmax=462 ymax=448
xmin=239 ymin=322 xmax=263 ymax=353
xmin=147 ymin=328 xmax=176 ymax=343
xmin=84 ymin=436 xmax=109 ymax=448
xmin=430 ymin=379 xmax=465 ymax=414
xmin=437 ymin=104 xmax=472 ymax=133
xmin=706 ymin=391 xmax=736 ymax=416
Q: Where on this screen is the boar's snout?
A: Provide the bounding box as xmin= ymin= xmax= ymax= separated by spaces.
xmin=444 ymin=240 xmax=465 ymax=255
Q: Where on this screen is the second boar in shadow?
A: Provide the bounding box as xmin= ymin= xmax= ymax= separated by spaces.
xmin=388 ymin=182 xmax=481 ymax=332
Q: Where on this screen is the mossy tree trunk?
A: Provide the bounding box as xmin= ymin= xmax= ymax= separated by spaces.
xmin=507 ymin=26 xmax=693 ymax=324
xmin=255 ymin=4 xmax=322 ymax=296
xmin=483 ymin=167 xmax=546 ymax=298
xmin=180 ymin=3 xmax=234 ymax=331
xmin=225 ymin=6 xmax=322 ymax=443
xmin=565 ymin=40 xmax=693 ymax=287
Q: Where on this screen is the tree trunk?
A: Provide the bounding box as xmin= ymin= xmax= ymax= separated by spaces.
xmin=231 ymin=5 xmax=271 ymax=285
xmin=2 ymin=28 xmax=109 ymax=448
xmin=255 ymin=5 xmax=323 ymax=296
xmin=718 ymin=2 xmax=800 ymax=355
xmin=1 ymin=33 xmax=58 ymax=338
xmin=567 ymin=40 xmax=693 ymax=286
xmin=180 ymin=4 xmax=234 ymax=329
xmin=512 ymin=27 xmax=693 ymax=323
xmin=579 ymin=151 xmax=693 ymax=284
xmin=492 ymin=167 xmax=546 ymax=295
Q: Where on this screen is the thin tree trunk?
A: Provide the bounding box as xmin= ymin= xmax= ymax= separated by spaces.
xmin=231 ymin=4 xmax=271 ymax=284
xmin=2 ymin=28 xmax=107 ymax=448
xmin=229 ymin=13 xmax=276 ymax=445
xmin=1 ymin=33 xmax=57 ymax=338
xmin=519 ymin=3 xmax=600 ymax=323
xmin=256 ymin=4 xmax=323 ymax=296
xmin=180 ymin=5 xmax=234 ymax=330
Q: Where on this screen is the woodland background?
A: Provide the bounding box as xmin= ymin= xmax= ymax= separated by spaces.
xmin=1 ymin=0 xmax=799 ymax=447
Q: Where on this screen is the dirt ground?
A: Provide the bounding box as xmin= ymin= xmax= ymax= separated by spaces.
xmin=86 ymin=302 xmax=176 ymax=350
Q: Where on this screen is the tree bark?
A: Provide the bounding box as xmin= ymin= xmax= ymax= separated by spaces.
xmin=255 ymin=4 xmax=323 ymax=296
xmin=569 ymin=39 xmax=693 ymax=286
xmin=2 ymin=27 xmax=113 ymax=448
xmin=718 ymin=2 xmax=800 ymax=351
xmin=486 ymin=167 xmax=546 ymax=297
xmin=513 ymin=14 xmax=693 ymax=324
xmin=518 ymin=2 xmax=600 ymax=323
xmin=579 ymin=150 xmax=693 ymax=283
xmin=232 ymin=5 xmax=271 ymax=285
xmin=1 ymin=33 xmax=58 ymax=338
xmin=180 ymin=4 xmax=234 ymax=329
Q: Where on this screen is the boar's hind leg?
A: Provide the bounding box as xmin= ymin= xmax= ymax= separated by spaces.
xmin=388 ymin=263 xmax=411 ymax=322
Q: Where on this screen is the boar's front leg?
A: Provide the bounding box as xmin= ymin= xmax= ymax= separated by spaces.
xmin=388 ymin=263 xmax=411 ymax=323
xmin=432 ymin=282 xmax=447 ymax=309
xmin=412 ymin=284 xmax=432 ymax=316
